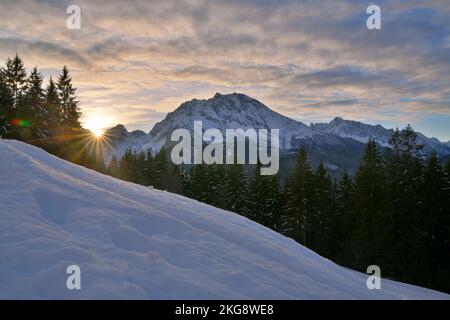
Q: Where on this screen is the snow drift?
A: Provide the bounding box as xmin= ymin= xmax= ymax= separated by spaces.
xmin=0 ymin=139 xmax=448 ymax=299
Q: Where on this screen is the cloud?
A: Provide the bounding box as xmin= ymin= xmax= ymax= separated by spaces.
xmin=0 ymin=0 xmax=449 ymax=139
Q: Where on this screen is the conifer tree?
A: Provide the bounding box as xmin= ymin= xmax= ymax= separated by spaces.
xmin=4 ymin=54 xmax=28 ymax=139
xmin=142 ymin=150 xmax=155 ymax=186
xmin=57 ymin=66 xmax=80 ymax=129
xmin=187 ymin=164 xmax=215 ymax=204
xmin=26 ymin=67 xmax=48 ymax=145
xmin=152 ymin=147 xmax=182 ymax=193
xmin=118 ymin=148 xmax=136 ymax=182
xmin=223 ymin=163 xmax=250 ymax=216
xmin=280 ymin=147 xmax=313 ymax=244
xmin=333 ymin=171 xmax=355 ymax=264
xmin=107 ymin=155 xmax=119 ymax=177
xmin=353 ymin=139 xmax=386 ymax=269
xmin=44 ymin=77 xmax=62 ymax=148
xmin=247 ymin=161 xmax=282 ymax=229
xmin=309 ymin=161 xmax=333 ymax=254
xmin=385 ymin=126 xmax=424 ymax=282
xmin=421 ymin=152 xmax=450 ymax=291
xmin=152 ymin=147 xmax=169 ymax=189
xmin=4 ymin=54 xmax=27 ymax=110
xmin=0 ymin=69 xmax=13 ymax=138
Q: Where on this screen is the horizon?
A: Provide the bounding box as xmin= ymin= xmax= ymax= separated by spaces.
xmin=1 ymin=1 xmax=449 ymax=141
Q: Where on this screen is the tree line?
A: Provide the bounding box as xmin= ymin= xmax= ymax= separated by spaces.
xmin=0 ymin=54 xmax=101 ymax=169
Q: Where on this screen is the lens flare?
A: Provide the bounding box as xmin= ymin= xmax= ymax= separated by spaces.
xmin=11 ymin=119 xmax=30 ymax=127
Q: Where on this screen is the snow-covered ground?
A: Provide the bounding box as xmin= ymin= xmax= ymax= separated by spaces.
xmin=0 ymin=139 xmax=448 ymax=299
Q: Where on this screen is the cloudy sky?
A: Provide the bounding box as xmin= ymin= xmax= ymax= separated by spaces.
xmin=1 ymin=0 xmax=449 ymax=140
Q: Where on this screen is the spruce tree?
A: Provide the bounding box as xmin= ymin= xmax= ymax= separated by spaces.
xmin=385 ymin=126 xmax=424 ymax=282
xmin=0 ymin=69 xmax=13 ymax=138
xmin=309 ymin=161 xmax=333 ymax=254
xmin=280 ymin=147 xmax=313 ymax=244
xmin=353 ymin=139 xmax=386 ymax=269
xmin=151 ymin=147 xmax=182 ymax=193
xmin=334 ymin=171 xmax=355 ymax=264
xmin=44 ymin=77 xmax=62 ymax=148
xmin=422 ymin=152 xmax=450 ymax=291
xmin=188 ymin=164 xmax=215 ymax=204
xmin=223 ymin=163 xmax=250 ymax=216
xmin=247 ymin=161 xmax=282 ymax=229
xmin=4 ymin=54 xmax=28 ymax=139
xmin=118 ymin=148 xmax=136 ymax=182
xmin=4 ymin=54 xmax=27 ymax=111
xmin=142 ymin=150 xmax=155 ymax=186
xmin=107 ymin=155 xmax=119 ymax=177
xmin=57 ymin=66 xmax=80 ymax=129
xmin=26 ymin=67 xmax=49 ymax=145
xmin=153 ymin=147 xmax=169 ymax=189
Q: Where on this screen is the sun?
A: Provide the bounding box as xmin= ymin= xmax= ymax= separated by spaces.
xmin=92 ymin=128 xmax=104 ymax=138
xmin=83 ymin=114 xmax=114 ymax=139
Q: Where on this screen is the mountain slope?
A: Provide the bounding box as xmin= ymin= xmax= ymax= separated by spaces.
xmin=102 ymin=93 xmax=450 ymax=168
xmin=142 ymin=92 xmax=312 ymax=153
xmin=0 ymin=139 xmax=448 ymax=299
xmin=311 ymin=117 xmax=450 ymax=155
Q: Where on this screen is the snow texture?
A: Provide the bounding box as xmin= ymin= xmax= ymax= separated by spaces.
xmin=0 ymin=139 xmax=448 ymax=299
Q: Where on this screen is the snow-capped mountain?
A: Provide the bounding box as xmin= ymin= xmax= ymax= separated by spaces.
xmin=311 ymin=117 xmax=450 ymax=155
xmin=104 ymin=124 xmax=152 ymax=161
xmin=311 ymin=117 xmax=393 ymax=147
xmin=142 ymin=92 xmax=312 ymax=152
xmin=1 ymin=139 xmax=449 ymax=299
xmin=102 ymin=93 xmax=450 ymax=169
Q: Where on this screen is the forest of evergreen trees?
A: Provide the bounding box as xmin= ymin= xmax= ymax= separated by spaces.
xmin=1 ymin=55 xmax=449 ymax=293
xmin=0 ymin=54 xmax=103 ymax=170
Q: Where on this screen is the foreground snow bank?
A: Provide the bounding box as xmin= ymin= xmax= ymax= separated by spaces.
xmin=0 ymin=140 xmax=448 ymax=299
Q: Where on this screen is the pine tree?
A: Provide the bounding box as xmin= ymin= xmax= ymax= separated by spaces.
xmin=25 ymin=67 xmax=49 ymax=145
xmin=4 ymin=54 xmax=27 ymax=111
xmin=421 ymin=152 xmax=450 ymax=291
xmin=353 ymin=139 xmax=386 ymax=269
xmin=280 ymin=147 xmax=313 ymax=244
xmin=333 ymin=171 xmax=355 ymax=264
xmin=153 ymin=147 xmax=169 ymax=189
xmin=57 ymin=66 xmax=80 ymax=129
xmin=135 ymin=151 xmax=147 ymax=185
xmin=4 ymin=54 xmax=28 ymax=139
xmin=107 ymin=155 xmax=119 ymax=177
xmin=186 ymin=164 xmax=214 ymax=204
xmin=247 ymin=161 xmax=282 ymax=229
xmin=142 ymin=150 xmax=155 ymax=186
xmin=0 ymin=69 xmax=13 ymax=138
xmin=152 ymin=147 xmax=182 ymax=193
xmin=223 ymin=163 xmax=250 ymax=216
xmin=44 ymin=77 xmax=62 ymax=148
xmin=309 ymin=161 xmax=333 ymax=254
xmin=118 ymin=148 xmax=136 ymax=182
xmin=385 ymin=126 xmax=424 ymax=282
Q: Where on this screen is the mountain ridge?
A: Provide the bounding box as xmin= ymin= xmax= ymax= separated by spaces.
xmin=103 ymin=93 xmax=450 ymax=172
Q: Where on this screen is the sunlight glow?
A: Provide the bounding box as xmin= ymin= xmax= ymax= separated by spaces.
xmin=83 ymin=113 xmax=114 ymax=139
xmin=92 ymin=128 xmax=104 ymax=138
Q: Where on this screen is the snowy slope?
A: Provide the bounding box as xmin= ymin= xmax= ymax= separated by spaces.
xmin=1 ymin=139 xmax=448 ymax=300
